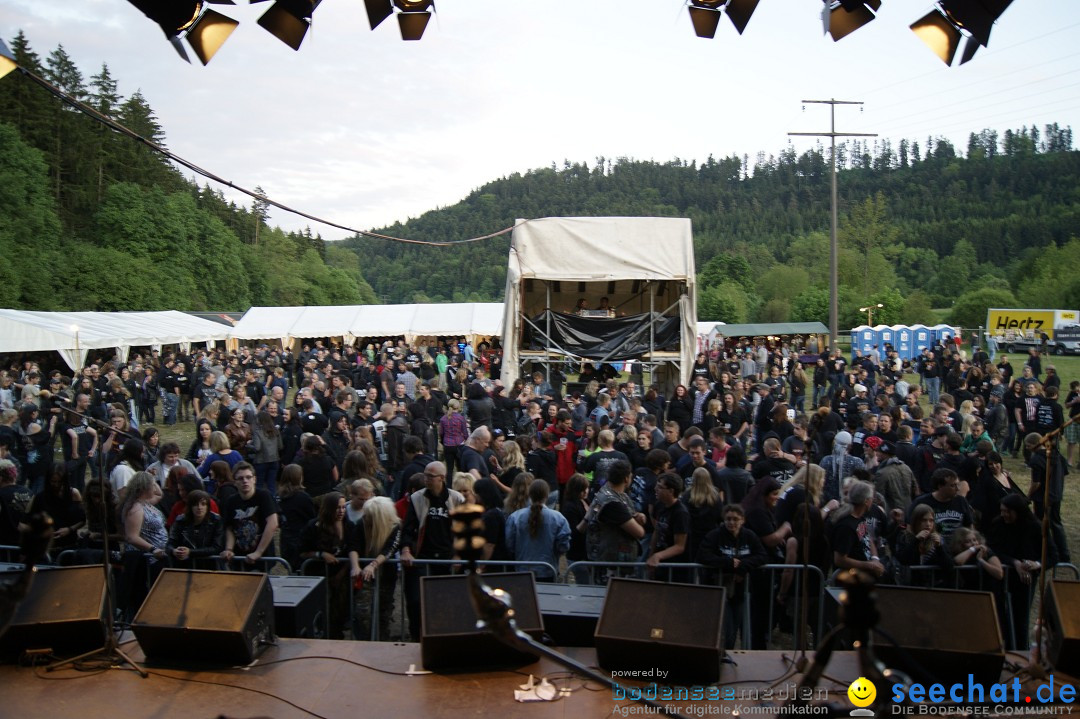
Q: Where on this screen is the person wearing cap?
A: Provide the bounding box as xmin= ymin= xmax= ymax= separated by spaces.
xmin=820 ymin=430 xmax=864 ymax=504
xmin=872 ymin=440 xmax=919 ymax=515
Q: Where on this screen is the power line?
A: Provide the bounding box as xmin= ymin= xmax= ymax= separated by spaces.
xmin=789 ymin=99 xmax=876 ymax=345
xmin=7 ymin=63 xmax=515 ymax=248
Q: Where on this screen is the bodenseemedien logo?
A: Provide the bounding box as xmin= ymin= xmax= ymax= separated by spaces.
xmin=848 ymin=677 xmax=876 ymax=717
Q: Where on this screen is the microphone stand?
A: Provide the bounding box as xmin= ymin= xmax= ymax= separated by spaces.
xmin=1023 ymin=415 xmax=1076 ymax=679
xmin=451 ymin=506 xmax=679 ymax=717
xmin=46 ymin=402 xmax=147 ymax=677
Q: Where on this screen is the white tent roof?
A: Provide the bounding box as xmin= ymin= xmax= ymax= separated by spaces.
xmin=229 ymin=306 xmax=308 ymax=342
xmin=507 ymin=216 xmax=695 ymax=281
xmin=0 ymin=310 xmax=232 ymax=370
xmin=501 ymin=217 xmax=698 ymax=386
xmin=230 ymin=303 xmax=505 ymax=343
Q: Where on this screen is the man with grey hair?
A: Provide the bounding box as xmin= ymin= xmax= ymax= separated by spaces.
xmin=459 ymin=426 xmax=492 ymax=481
xmin=831 ymin=480 xmax=885 ymax=579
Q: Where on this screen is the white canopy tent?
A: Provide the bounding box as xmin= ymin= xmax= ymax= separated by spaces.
xmin=229 ymin=303 xmax=505 ymax=346
xmin=500 ymin=216 xmax=697 ymax=387
xmin=0 ymin=310 xmax=233 ymax=370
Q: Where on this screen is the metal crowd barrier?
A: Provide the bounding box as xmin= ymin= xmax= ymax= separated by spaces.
xmin=300 ymin=557 xmax=561 ymax=642
xmin=741 ymin=563 xmax=828 ymax=651
xmin=562 ymin=560 xmax=712 ymax=585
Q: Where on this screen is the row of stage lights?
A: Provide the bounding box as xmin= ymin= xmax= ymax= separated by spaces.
xmin=4 ymin=0 xmax=1011 ymax=68
xmin=123 ymin=0 xmax=436 ymax=65
xmin=694 ymin=0 xmax=1013 ymax=67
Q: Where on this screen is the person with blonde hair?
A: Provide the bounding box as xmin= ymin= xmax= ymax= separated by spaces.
xmin=452 ymin=471 xmax=476 ymax=504
xmin=196 ymin=430 xmax=244 ymax=479
xmin=350 ymin=495 xmax=401 ymax=640
xmin=497 ymin=439 xmax=526 ymax=492
xmin=681 ymin=466 xmax=723 ymax=562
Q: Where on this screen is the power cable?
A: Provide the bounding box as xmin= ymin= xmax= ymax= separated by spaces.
xmin=6 ymin=63 xmax=517 ymax=248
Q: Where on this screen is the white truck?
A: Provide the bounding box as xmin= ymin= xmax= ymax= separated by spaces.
xmin=985 ymin=308 xmax=1080 ymax=355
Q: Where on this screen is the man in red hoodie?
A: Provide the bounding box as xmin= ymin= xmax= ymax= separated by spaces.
xmin=550 ymin=409 xmax=580 ymax=490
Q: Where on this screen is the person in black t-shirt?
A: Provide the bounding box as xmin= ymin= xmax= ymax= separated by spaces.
xmin=905 ymin=468 xmax=974 ymax=546
xmin=751 ymin=437 xmax=798 ymax=485
xmin=220 ymin=462 xmax=279 ymax=566
xmin=831 ymin=480 xmax=885 ymax=580
xmin=647 ymin=472 xmax=690 ymax=581
xmin=0 ymin=459 xmax=31 ymax=546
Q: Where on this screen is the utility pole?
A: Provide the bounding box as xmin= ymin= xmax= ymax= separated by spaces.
xmin=790 ymin=99 xmax=876 ymax=349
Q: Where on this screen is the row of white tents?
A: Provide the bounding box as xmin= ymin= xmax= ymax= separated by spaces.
xmin=0 ymin=304 xmax=505 ymax=372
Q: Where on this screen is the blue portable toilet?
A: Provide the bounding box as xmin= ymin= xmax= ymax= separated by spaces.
xmin=851 ymin=325 xmax=875 ymax=358
xmin=912 ymin=324 xmax=932 ymax=354
xmin=894 ymin=325 xmax=913 ymax=360
xmin=931 ymin=324 xmax=957 ymax=346
xmin=875 ymin=324 xmax=895 ymax=352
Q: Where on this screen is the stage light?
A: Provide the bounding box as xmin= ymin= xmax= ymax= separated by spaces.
xmin=688 ymin=1 xmax=724 ymax=39
xmin=822 ymin=0 xmax=881 ymax=42
xmin=396 ymin=0 xmax=434 ymax=41
xmin=688 ymin=0 xmax=761 ymax=39
xmin=0 ymin=38 xmax=15 ymax=81
xmin=363 ymin=0 xmax=394 ymax=30
xmin=126 ymin=0 xmax=238 ymax=65
xmin=255 ymin=0 xmax=322 ymax=51
xmin=363 ymin=0 xmax=434 ymax=40
xmin=724 ymin=0 xmax=760 ymax=35
xmin=911 ymin=0 xmax=1012 ymax=66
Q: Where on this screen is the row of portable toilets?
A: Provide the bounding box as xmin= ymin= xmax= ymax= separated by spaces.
xmin=850 ymin=324 xmax=960 ymax=362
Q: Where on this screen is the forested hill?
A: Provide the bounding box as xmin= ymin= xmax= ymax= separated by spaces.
xmin=347 ymin=127 xmax=1080 ymax=329
xmin=0 ymin=32 xmax=376 ymax=312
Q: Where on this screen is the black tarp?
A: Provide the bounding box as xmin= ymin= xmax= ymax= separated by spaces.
xmin=523 ymin=310 xmax=681 ymax=360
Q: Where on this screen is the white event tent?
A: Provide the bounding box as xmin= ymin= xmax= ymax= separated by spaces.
xmin=229 ymin=303 xmax=505 ymax=347
xmin=0 ymin=310 xmax=233 ymax=371
xmin=500 ymin=216 xmax=698 ymax=387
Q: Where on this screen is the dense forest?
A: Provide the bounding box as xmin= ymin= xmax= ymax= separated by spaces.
xmin=2 ymin=31 xmax=1079 ymax=331
xmin=0 ymin=32 xmax=376 ymax=311
xmin=350 ymin=127 xmax=1080 ymax=329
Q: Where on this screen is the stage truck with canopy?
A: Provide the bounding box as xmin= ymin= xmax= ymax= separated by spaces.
xmin=499 ymin=216 xmax=697 ymax=389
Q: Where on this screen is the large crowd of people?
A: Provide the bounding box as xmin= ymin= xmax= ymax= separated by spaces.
xmin=0 ymin=334 xmax=1074 ymax=649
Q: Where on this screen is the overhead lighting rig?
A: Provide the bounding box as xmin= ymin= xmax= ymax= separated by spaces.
xmin=364 ymin=0 xmax=436 ymax=41
xmin=687 ymin=0 xmax=761 ymax=39
xmin=126 ymin=0 xmax=239 ymax=65
xmin=911 ymin=0 xmax=1013 ymax=66
xmin=822 ymin=0 xmax=882 ymax=42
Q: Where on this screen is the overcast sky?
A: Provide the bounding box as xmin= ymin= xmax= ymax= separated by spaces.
xmin=6 ymin=0 xmax=1080 ymax=241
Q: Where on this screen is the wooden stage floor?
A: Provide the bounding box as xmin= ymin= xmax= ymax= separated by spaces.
xmin=1 ymin=638 xmax=1072 ymax=718
xmin=2 ymin=639 xmax=860 ymax=719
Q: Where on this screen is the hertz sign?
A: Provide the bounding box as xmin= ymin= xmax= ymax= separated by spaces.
xmin=986 ymin=309 xmax=1080 ymax=339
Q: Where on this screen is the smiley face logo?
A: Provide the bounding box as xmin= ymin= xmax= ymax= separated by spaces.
xmin=848 ymin=677 xmax=876 ymax=708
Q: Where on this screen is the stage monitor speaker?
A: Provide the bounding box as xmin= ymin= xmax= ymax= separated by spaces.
xmin=535 ymin=583 xmax=605 ymax=647
xmin=420 ymin=572 xmax=543 ymax=670
xmin=1045 ymin=579 xmax=1080 ymax=676
xmin=132 ymin=569 xmax=274 ymax=665
xmin=0 ymin=565 xmax=105 ymax=660
xmin=270 ymin=575 xmax=327 ymax=639
xmin=595 ymin=578 xmax=725 ymax=685
xmin=872 ymin=585 xmax=1004 ymax=686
